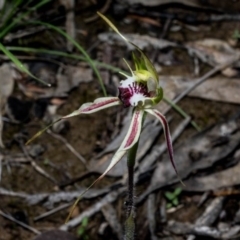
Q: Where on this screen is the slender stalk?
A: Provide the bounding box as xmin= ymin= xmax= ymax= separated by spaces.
xmin=126 ymin=141 xmax=138 ymax=217
xmin=125 ymin=141 xmax=139 ymax=240
xmin=124 ymin=111 xmax=146 ymax=240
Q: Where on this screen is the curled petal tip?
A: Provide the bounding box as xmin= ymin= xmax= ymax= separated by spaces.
xmin=145 ymin=109 xmax=184 ymax=185
xmin=97 ymin=11 xmax=129 ymax=43
xmin=25 ymin=118 xmax=62 ymax=145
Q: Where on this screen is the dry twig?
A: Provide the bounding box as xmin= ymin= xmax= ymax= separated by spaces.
xmin=47 ymin=129 xmax=87 ymax=165
xmin=0 ymin=210 xmax=41 ymax=235
xmin=34 ymin=203 xmax=72 ymax=222
xmin=59 ymin=188 xmax=124 ymax=231
xmin=164 ymin=56 xmax=240 ymax=114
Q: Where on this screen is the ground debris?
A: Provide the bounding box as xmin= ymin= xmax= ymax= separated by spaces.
xmin=186 ymin=39 xmax=240 ymax=77
xmin=59 ymin=0 xmax=76 ymax=52
xmin=59 ymin=188 xmax=125 ymax=231
xmin=147 ymin=194 xmax=159 ymax=240
xmin=0 ymin=210 xmax=41 ymax=235
xmin=168 ymin=221 xmax=221 ymax=238
xmin=120 ymin=0 xmax=208 ymax=8
xmin=183 ymin=160 xmax=240 ymax=192
xmin=33 ymin=230 xmax=77 ymax=240
xmin=98 ymin=33 xmax=177 ymax=51
xmin=195 ymin=197 xmax=224 ymax=226
xmin=19 ymin=64 xmax=93 ymax=99
xmin=167 ymin=220 xmax=240 ymax=239
xmin=186 ymin=197 xmax=224 ymax=240
xmin=138 ymin=116 xmax=190 ymax=175
xmin=101 ymin=203 xmax=123 ymax=240
xmin=159 ymin=75 xmax=240 ymax=106
xmin=0 ymin=186 xmax=110 ymax=209
xmin=0 ymin=63 xmax=15 ymax=147
xmin=138 ymin=113 xmax=240 ymax=203
xmin=189 ymin=77 xmax=240 ymax=104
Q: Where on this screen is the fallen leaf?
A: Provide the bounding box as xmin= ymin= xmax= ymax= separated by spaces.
xmin=33 ymin=230 xmax=77 ymax=240
xmin=155 ymin=75 xmax=240 ymax=111
xmin=59 ymin=0 xmax=75 ymax=51
xmin=121 ymin=0 xmax=202 ymax=8
xmin=18 ymin=62 xmax=92 ymax=99
xmin=189 ymin=77 xmax=240 ymax=104
xmin=183 ymin=161 xmax=240 ymax=192
xmin=44 ymin=65 xmax=93 ymax=98
xmin=67 ymin=65 xmax=93 ymax=86
xmin=186 ymin=39 xmax=240 ymax=77
xmin=101 ymin=204 xmax=123 ymax=240
xmin=98 ymin=33 xmax=176 ymax=51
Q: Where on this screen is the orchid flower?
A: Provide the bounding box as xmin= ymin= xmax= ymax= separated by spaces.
xmin=60 ymin=13 xmax=179 ymax=183
xmin=27 ymin=13 xmax=180 ymax=188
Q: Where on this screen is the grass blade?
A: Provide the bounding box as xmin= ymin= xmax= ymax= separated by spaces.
xmin=31 ymin=21 xmax=107 ymax=96
xmin=0 ymin=0 xmax=51 ymax=39
xmin=7 ymin=46 xmax=124 ymax=73
xmin=0 ymin=42 xmax=49 ymax=86
xmin=0 ymin=0 xmax=26 ymax=28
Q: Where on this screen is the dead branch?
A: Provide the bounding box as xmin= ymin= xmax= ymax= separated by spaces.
xmin=0 ymin=210 xmax=41 ymax=235
xmin=59 ymin=188 xmax=124 ymax=231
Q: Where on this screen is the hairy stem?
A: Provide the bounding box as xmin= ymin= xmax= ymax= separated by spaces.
xmin=125 ymin=141 xmax=139 ymax=240
xmin=126 ymin=141 xmax=138 ymax=217
xmin=124 ymin=111 xmax=146 ymax=240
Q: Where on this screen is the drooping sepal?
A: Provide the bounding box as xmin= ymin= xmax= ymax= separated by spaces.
xmin=145 ymin=108 xmax=183 ymax=184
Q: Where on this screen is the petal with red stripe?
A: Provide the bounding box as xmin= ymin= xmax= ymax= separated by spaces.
xmin=62 ymin=97 xmax=120 ymax=119
xmin=26 ymin=97 xmax=120 ymax=145
xmin=98 ymin=109 xmax=144 ymax=180
xmin=145 ymin=109 xmax=182 ymax=183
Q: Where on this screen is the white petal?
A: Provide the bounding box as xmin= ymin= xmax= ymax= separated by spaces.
xmin=98 ymin=109 xmax=144 ymax=179
xmin=120 ymin=109 xmax=144 ymax=150
xmin=62 ymin=97 xmax=120 ymax=119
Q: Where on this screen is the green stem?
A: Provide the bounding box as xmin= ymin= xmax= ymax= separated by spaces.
xmin=125 ymin=141 xmax=138 ymax=240
xmin=124 ymin=111 xmax=146 ymax=239
xmin=126 ymin=141 xmax=138 ymax=217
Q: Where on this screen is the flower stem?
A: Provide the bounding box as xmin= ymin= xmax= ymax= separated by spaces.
xmin=127 ymin=141 xmax=138 ymax=217
xmin=125 ymin=111 xmax=146 ymax=240
xmin=125 ymin=141 xmax=139 ymax=240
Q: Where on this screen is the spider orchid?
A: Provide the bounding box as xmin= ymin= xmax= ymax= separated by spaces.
xmin=27 ymin=13 xmax=179 ymax=186
xmin=60 ymin=13 xmax=179 ymax=182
